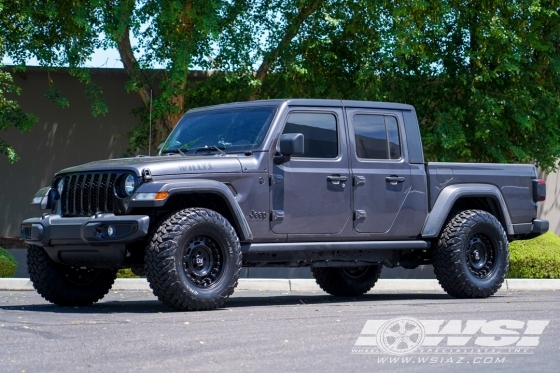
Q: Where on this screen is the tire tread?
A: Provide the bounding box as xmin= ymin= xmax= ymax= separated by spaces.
xmin=27 ymin=245 xmax=116 ymax=306
xmin=433 ymin=209 xmax=509 ymax=298
xmin=145 ymin=208 xmax=241 ymax=311
xmin=312 ymin=265 xmax=382 ymax=297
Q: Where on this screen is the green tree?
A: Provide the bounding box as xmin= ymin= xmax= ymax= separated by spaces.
xmin=371 ymin=0 xmax=560 ymax=172
xmin=248 ymin=0 xmax=560 ymax=171
xmin=0 ymin=0 xmax=38 ymax=163
xmin=1 ymin=0 xmax=325 ymax=154
xmin=0 ymin=64 xmax=38 ymax=163
xmin=1 ymin=0 xmax=104 ymax=161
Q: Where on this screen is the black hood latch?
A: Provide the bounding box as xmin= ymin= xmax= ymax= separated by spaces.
xmin=142 ymin=168 xmax=153 ymax=182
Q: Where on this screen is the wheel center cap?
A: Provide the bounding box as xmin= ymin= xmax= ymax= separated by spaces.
xmin=473 ymin=250 xmax=481 ymax=261
xmin=195 ymin=255 xmax=204 ymax=266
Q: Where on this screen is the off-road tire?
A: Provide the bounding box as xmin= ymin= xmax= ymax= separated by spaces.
xmin=433 ymin=209 xmax=509 ymax=298
xmin=311 ymin=265 xmax=383 ymax=296
xmin=145 ymin=208 xmax=242 ymax=311
xmin=27 ymin=245 xmax=117 ymax=306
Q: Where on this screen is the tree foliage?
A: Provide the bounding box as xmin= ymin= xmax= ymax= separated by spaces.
xmin=1 ymin=0 xmax=560 ymax=171
xmin=0 ymin=1 xmax=37 ymax=162
xmin=0 ymin=64 xmax=37 ymax=163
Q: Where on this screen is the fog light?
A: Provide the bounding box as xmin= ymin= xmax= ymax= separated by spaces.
xmin=107 ymin=225 xmax=115 ymax=237
xmin=21 ymin=225 xmax=32 ymax=239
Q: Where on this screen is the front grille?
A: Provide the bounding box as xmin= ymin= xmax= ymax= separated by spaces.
xmin=60 ymin=173 xmax=118 ymax=216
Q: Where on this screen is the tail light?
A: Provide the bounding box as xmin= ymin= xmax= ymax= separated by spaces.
xmin=532 ymin=179 xmax=546 ymax=202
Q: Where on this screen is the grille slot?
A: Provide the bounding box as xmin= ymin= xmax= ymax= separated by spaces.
xmin=60 ymin=172 xmax=119 ymax=216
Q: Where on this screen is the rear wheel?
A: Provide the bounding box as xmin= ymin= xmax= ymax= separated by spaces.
xmin=311 ymin=265 xmax=383 ymax=296
xmin=145 ymin=208 xmax=242 ymax=311
xmin=433 ymin=210 xmax=509 ymax=298
xmin=27 ymin=245 xmax=117 ymax=306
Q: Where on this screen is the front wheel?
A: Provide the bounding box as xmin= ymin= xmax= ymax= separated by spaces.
xmin=433 ymin=209 xmax=509 ymax=298
xmin=311 ymin=265 xmax=383 ymax=296
xmin=27 ymin=245 xmax=117 ymax=306
xmin=145 ymin=208 xmax=242 ymax=311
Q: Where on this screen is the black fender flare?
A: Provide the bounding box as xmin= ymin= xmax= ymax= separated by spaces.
xmin=421 ymin=184 xmax=514 ymax=238
xmin=129 ymin=179 xmax=253 ymax=241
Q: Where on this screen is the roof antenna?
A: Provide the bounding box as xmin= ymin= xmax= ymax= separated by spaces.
xmin=148 ymin=89 xmax=153 ymax=156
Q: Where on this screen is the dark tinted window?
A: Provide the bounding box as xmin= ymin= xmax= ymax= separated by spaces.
xmin=353 ymin=114 xmax=401 ymax=160
xmin=386 ymin=116 xmax=402 ymax=159
xmin=354 ymin=115 xmax=387 ymax=159
xmin=283 ymin=112 xmax=338 ymax=158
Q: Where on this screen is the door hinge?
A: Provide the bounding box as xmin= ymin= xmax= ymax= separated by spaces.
xmin=354 ymin=210 xmax=367 ymax=221
xmin=270 ymin=174 xmax=284 ymax=186
xmin=353 ymin=175 xmax=366 ymax=186
xmin=271 ymin=210 xmax=284 ymax=221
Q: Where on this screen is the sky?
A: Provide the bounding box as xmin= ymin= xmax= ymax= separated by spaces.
xmin=2 ymin=47 xmax=125 ymax=68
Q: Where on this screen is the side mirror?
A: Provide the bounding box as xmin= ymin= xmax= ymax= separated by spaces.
xmin=157 ymin=142 xmax=165 ymax=151
xmin=275 ymin=133 xmax=304 ymax=164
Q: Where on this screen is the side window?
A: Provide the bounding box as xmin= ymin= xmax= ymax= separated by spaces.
xmin=353 ymin=114 xmax=401 ymax=160
xmin=386 ymin=116 xmax=402 ymax=160
xmin=282 ymin=112 xmax=338 ymax=158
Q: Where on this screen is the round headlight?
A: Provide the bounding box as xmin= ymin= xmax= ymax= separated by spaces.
xmin=57 ymin=178 xmax=65 ymax=195
xmin=124 ymin=175 xmax=135 ymax=196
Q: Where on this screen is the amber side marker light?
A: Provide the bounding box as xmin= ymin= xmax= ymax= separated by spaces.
xmin=154 ymin=191 xmax=169 ymax=201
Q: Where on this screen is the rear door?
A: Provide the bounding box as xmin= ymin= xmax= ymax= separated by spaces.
xmin=270 ymin=108 xmax=351 ymax=234
xmin=346 ymin=109 xmax=411 ymax=234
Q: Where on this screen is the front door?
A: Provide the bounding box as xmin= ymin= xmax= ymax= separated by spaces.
xmin=270 ymin=108 xmax=351 ymax=234
xmin=347 ymin=109 xmax=411 ymax=234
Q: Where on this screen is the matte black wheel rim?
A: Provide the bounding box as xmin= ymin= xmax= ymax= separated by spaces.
xmin=466 ymin=234 xmax=496 ymax=278
xmin=182 ymin=235 xmax=223 ymax=287
xmin=342 ymin=266 xmax=368 ymax=278
xmin=62 ymin=267 xmax=101 ymax=286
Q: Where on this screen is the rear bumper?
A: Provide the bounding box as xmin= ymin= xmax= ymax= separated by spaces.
xmin=21 ymin=213 xmax=150 ymax=247
xmin=531 ymin=219 xmax=549 ymax=236
xmin=512 ymin=219 xmax=549 ymax=240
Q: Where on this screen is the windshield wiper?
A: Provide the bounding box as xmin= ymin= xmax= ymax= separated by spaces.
xmin=161 ymin=147 xmax=187 ymax=156
xmin=195 ymin=145 xmax=226 ymax=156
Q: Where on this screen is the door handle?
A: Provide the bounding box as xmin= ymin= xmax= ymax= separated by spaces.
xmin=386 ymin=176 xmax=405 ymax=185
xmin=327 ymin=175 xmax=348 ymax=184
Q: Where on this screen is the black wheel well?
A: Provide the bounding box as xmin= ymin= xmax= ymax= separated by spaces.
xmin=160 ymin=193 xmax=240 ymax=237
xmin=125 ymin=193 xmax=243 ymax=272
xmin=447 ymin=197 xmax=507 ymax=232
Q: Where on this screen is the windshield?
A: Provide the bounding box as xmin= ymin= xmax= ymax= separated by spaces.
xmin=160 ymin=106 xmax=277 ymax=155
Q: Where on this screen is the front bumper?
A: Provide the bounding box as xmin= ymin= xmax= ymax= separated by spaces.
xmin=21 ymin=213 xmax=150 ymax=247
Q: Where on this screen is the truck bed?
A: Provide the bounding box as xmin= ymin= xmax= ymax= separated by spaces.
xmin=426 ymin=162 xmax=538 ymax=225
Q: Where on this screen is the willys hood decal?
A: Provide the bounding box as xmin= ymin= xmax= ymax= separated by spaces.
xmin=56 ymin=156 xmax=243 ymax=176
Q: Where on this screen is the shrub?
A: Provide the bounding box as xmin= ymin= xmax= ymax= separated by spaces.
xmin=117 ymin=268 xmax=140 ymax=278
xmin=0 ymin=247 xmax=18 ymax=278
xmin=508 ymin=231 xmax=560 ymax=278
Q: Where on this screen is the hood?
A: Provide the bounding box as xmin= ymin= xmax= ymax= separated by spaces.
xmin=56 ymin=155 xmax=243 ymax=176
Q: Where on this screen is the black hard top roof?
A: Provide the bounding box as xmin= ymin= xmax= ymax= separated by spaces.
xmin=188 ymin=99 xmax=414 ymax=112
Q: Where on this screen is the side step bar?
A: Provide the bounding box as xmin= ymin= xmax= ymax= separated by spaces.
xmin=241 ymin=240 xmax=432 ymax=254
xmin=240 ymin=240 xmax=432 ymax=267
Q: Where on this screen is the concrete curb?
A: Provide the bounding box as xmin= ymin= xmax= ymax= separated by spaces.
xmin=505 ymin=279 xmax=560 ymax=290
xmin=0 ymin=278 xmax=34 ymax=291
xmin=1 ymin=278 xmax=559 ymax=292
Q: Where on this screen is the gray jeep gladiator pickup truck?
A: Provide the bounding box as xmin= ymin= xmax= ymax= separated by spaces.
xmin=21 ymin=99 xmax=548 ymax=311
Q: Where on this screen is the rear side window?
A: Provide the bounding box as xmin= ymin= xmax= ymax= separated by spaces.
xmin=353 ymin=114 xmax=401 ymax=160
xmin=282 ymin=112 xmax=338 ymax=158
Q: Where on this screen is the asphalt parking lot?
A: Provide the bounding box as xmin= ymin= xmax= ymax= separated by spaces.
xmin=0 ymin=288 xmax=558 ymax=373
